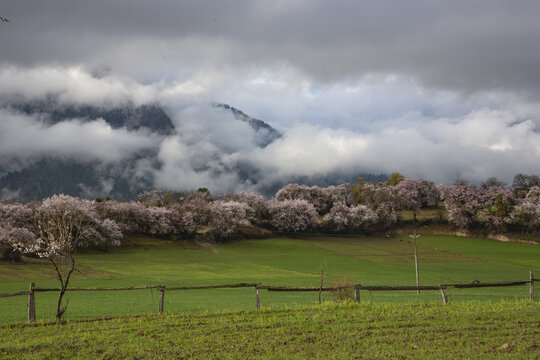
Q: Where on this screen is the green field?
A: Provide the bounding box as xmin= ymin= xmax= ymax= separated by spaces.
xmin=1 ymin=234 xmax=539 ymax=324
xmin=1 ymin=301 xmax=538 ymax=359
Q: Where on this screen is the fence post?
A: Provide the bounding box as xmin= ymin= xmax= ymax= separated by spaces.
xmin=530 ymin=271 xmax=534 ymax=302
xmin=440 ymin=286 xmax=448 ymax=305
xmin=255 ymin=286 xmax=260 ymax=310
xmin=27 ymin=282 xmax=36 ymax=323
xmin=159 ymin=287 xmax=165 ymax=314
xmin=354 ymin=285 xmax=360 ymax=303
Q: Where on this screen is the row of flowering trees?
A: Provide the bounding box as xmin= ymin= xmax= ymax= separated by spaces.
xmin=439 ymin=180 xmax=540 ymax=231
xmin=2 ymin=176 xmax=540 ymax=264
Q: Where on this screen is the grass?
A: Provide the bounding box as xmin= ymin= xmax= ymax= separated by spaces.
xmin=1 ymin=234 xmax=539 ymax=324
xmin=0 ymin=301 xmax=538 ymax=359
xmin=297 ymin=235 xmax=479 ymax=262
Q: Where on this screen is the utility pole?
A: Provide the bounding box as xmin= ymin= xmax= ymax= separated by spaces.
xmin=410 ymin=230 xmax=421 ymax=295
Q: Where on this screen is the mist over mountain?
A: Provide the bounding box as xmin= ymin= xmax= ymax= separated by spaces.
xmin=1 ymin=98 xmax=383 ymax=201
xmin=0 ymin=158 xmax=149 ymax=201
xmin=11 ymin=99 xmax=175 ymax=135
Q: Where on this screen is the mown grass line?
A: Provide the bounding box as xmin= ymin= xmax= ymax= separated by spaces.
xmin=0 ymin=301 xmax=538 ymax=359
xmin=296 ymin=235 xmax=480 ymax=263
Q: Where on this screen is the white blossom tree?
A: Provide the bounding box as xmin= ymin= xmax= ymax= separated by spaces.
xmin=33 ymin=195 xmax=87 ymax=321
xmin=8 ymin=195 xmax=122 ymax=320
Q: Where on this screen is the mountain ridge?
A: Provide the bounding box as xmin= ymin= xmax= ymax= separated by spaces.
xmin=214 ymin=103 xmax=282 ymax=147
xmin=0 ymin=101 xmax=283 ymax=200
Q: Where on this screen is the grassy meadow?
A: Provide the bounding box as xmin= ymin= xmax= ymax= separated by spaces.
xmin=1 ymin=301 xmax=538 ymax=359
xmin=1 ymin=234 xmax=539 ymax=324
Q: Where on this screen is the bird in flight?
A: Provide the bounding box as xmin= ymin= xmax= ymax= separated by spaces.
xmin=1 ymin=17 xmax=10 ymax=23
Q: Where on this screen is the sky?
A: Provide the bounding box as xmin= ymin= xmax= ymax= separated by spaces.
xmin=1 ymin=0 xmax=540 ymax=194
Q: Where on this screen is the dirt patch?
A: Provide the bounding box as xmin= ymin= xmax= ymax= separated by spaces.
xmin=195 ymin=241 xmax=219 ymax=254
xmin=394 ymin=227 xmax=540 ymax=246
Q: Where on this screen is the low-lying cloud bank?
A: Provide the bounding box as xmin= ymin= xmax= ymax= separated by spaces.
xmin=249 ymin=112 xmax=540 ymax=186
xmin=0 ymin=109 xmax=161 ymax=173
xmin=1 ymin=66 xmax=540 ymax=198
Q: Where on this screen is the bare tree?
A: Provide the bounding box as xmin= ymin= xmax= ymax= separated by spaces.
xmin=512 ymin=174 xmax=540 ymax=197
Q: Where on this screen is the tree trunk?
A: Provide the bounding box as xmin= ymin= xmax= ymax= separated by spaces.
xmin=51 ymin=256 xmax=76 ymax=321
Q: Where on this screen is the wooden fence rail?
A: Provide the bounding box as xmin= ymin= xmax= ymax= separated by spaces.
xmin=0 ymin=273 xmax=536 ymax=323
xmin=447 ymin=280 xmax=530 ymax=288
xmin=0 ymin=291 xmax=31 ymax=299
xmin=262 ymin=285 xmax=449 ymax=291
xmin=165 ymin=283 xmax=260 ymax=291
xmin=34 ymin=285 xmax=164 ymax=292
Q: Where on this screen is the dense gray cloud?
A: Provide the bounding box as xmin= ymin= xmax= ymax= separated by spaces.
xmin=1 ymin=2 xmax=540 ymax=196
xmin=0 ymin=66 xmax=156 ymax=106
xmin=2 ymin=1 xmax=540 ymax=92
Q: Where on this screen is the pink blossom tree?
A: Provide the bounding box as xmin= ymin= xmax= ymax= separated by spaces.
xmin=144 ymin=206 xmax=175 ymax=234
xmin=322 ymin=184 xmax=350 ymax=210
xmin=275 ymin=183 xmax=348 ymax=215
xmin=95 ymin=200 xmax=148 ymax=234
xmin=440 ymin=181 xmax=489 ymax=228
xmin=78 ymin=212 xmax=123 ymax=251
xmin=96 ymin=199 xmax=181 ymax=237
xmin=167 ymin=191 xmax=213 ymax=237
xmin=207 ymin=200 xmax=252 ymax=240
xmin=0 ymin=225 xmax=37 ymax=262
xmin=169 ymin=202 xmax=198 ymax=237
xmin=135 ymin=189 xmax=186 ymax=207
xmin=395 ymin=179 xmax=440 ymax=221
xmin=0 ymin=202 xmax=36 ymax=261
xmin=373 ymin=202 xmax=399 ymax=228
xmin=268 ymin=199 xmax=319 ymax=232
xmin=179 ymin=191 xmax=212 ymax=226
xmin=358 ymin=183 xmax=401 ymax=228
xmin=223 ymin=192 xmax=270 ymax=225
xmin=322 ymin=202 xmax=350 ymax=232
xmin=60 ymin=198 xmax=124 ymax=250
xmin=510 ymin=186 xmax=540 ymax=231
xmin=323 ymin=202 xmax=377 ymax=232
xmin=480 ymin=186 xmax=518 ymax=231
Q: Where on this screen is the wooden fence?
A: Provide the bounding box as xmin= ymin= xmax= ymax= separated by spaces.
xmin=0 ymin=272 xmax=536 ymax=323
